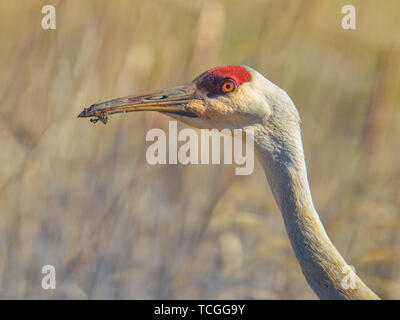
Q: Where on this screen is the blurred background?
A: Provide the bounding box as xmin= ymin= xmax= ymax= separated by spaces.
xmin=0 ymin=0 xmax=399 ymax=299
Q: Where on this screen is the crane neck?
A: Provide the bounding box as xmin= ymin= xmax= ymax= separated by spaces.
xmin=251 ymin=122 xmax=379 ymax=300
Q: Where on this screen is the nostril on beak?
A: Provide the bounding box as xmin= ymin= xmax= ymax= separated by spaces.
xmin=144 ymin=95 xmax=168 ymax=101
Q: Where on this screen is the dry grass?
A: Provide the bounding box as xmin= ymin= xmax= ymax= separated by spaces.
xmin=0 ymin=0 xmax=399 ymax=299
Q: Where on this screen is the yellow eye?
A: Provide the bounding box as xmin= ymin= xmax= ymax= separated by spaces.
xmin=221 ymin=79 xmax=236 ymax=93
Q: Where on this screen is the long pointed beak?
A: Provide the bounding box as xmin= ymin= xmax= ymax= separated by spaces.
xmin=78 ymin=84 xmax=199 ymax=124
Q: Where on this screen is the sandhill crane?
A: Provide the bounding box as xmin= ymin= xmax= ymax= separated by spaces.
xmin=79 ymin=65 xmax=380 ymax=300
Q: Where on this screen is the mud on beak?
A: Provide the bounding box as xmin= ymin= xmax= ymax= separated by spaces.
xmin=78 ymin=84 xmax=199 ymax=124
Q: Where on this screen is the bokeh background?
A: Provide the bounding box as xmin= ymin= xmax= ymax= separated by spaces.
xmin=0 ymin=0 xmax=399 ymax=299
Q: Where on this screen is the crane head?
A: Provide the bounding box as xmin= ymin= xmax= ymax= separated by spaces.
xmin=78 ymin=65 xmax=298 ymax=131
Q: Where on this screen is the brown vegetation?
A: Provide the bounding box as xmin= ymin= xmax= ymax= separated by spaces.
xmin=0 ymin=0 xmax=399 ymax=299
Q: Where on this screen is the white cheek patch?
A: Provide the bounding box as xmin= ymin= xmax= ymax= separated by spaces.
xmin=236 ymin=81 xmax=272 ymax=121
xmin=241 ymin=66 xmax=299 ymax=123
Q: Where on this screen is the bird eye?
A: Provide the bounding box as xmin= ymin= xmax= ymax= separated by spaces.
xmin=221 ymin=79 xmax=236 ymax=93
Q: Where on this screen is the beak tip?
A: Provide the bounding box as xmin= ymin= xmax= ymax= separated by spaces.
xmin=78 ymin=106 xmax=92 ymax=118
